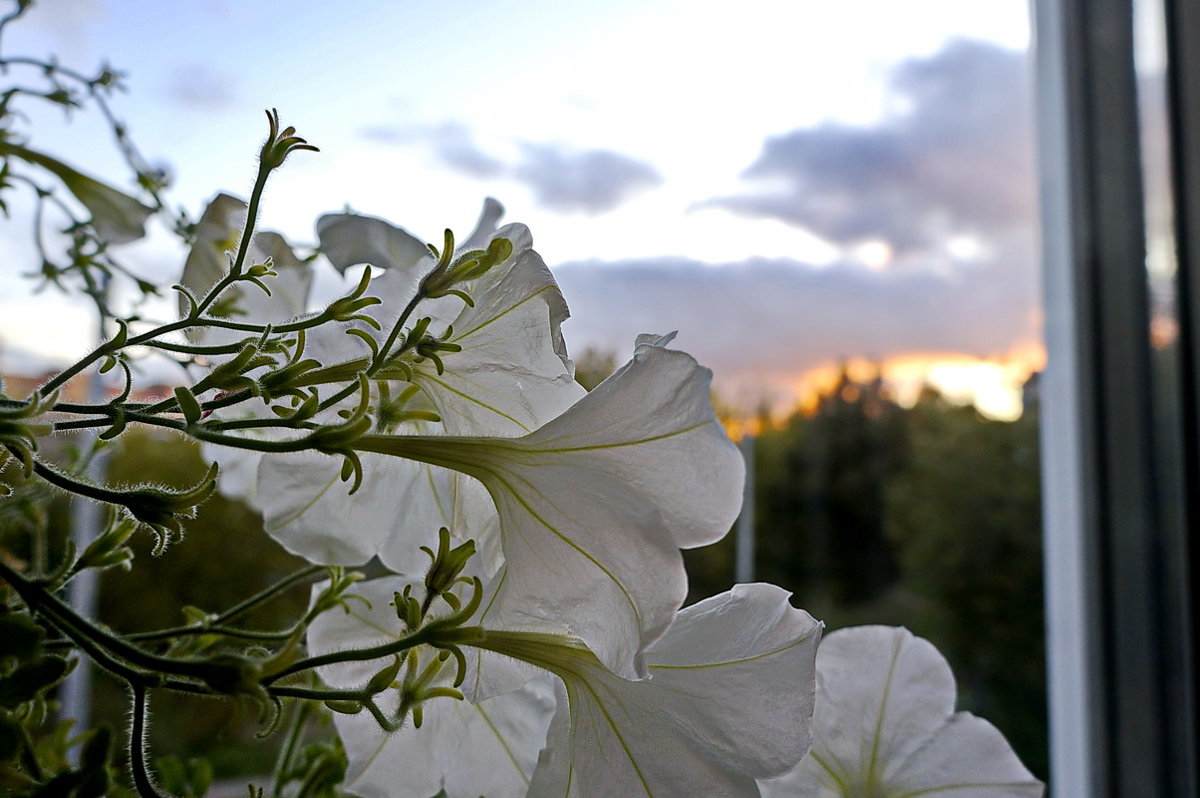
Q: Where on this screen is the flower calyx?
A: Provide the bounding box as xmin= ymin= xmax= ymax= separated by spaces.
xmin=256 ymin=331 xmax=323 ymax=402
xmin=378 ymin=316 xmax=462 ymax=379
xmin=421 ymin=527 xmax=476 ymax=612
xmin=301 ymin=374 xmax=374 ymax=493
xmin=259 ymin=108 xmax=318 ymax=171
xmin=195 ymin=652 xmax=266 ymax=699
xmin=72 ymin=516 xmax=137 ymax=574
xmin=323 ymin=267 xmax=383 ymax=327
xmin=418 ymin=228 xmax=513 ymax=305
xmin=117 ymin=462 xmax=219 ymax=553
xmin=395 ymin=648 xmax=465 ymax=730
xmin=370 ymin=382 xmax=440 ymax=434
xmin=303 ymin=568 xmax=368 ymax=624
xmin=191 ymin=339 xmax=277 ymax=396
xmin=0 ymin=388 xmax=58 ymax=476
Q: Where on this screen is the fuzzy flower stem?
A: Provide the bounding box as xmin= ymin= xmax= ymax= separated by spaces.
xmin=262 ymin=625 xmax=443 ymax=685
xmin=129 ymin=686 xmax=171 ymax=798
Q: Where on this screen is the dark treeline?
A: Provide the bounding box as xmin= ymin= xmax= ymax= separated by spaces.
xmin=685 ymin=367 xmax=1048 ymax=780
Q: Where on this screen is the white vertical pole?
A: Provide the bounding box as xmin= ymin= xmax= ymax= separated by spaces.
xmin=59 ymin=281 xmax=109 ymax=758
xmin=59 ymin=443 xmax=104 ymax=747
xmin=735 ymin=433 xmax=755 ymax=585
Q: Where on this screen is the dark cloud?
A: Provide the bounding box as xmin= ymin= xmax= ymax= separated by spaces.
xmin=357 ymin=122 xmax=503 ymax=177
xmin=434 ymin=125 xmax=507 ymax=178
xmin=167 ymin=64 xmax=236 ymax=109
xmin=553 ymin=252 xmax=1039 ymax=400
xmin=513 ymin=144 xmax=661 ymax=214
xmin=358 ymin=122 xmax=661 ymax=214
xmin=706 ymin=39 xmax=1035 ymax=256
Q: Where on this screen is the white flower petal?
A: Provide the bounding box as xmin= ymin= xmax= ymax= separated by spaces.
xmin=415 ymin=240 xmax=584 ymax=436
xmin=256 ymin=450 xmax=494 ymax=573
xmin=814 ymin=626 xmax=956 ymax=785
xmin=511 ymin=584 xmax=820 ymax=798
xmin=333 ymin=677 xmax=555 ymax=798
xmin=459 ymin=197 xmax=507 ymax=251
xmin=179 ymin=193 xmax=312 ymax=343
xmin=759 ymin=626 xmax=1042 ymax=798
xmin=885 ymin=713 xmax=1044 ymax=797
xmin=316 ymin=211 xmax=432 ymax=275
xmin=364 ymin=340 xmax=745 ymax=678
xmin=306 ymin=577 xmax=556 ymax=798
xmin=178 ymin=193 xmax=247 ymax=320
xmin=645 ymin=584 xmax=821 ymax=776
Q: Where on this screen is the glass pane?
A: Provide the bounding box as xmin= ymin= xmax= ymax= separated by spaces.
xmin=0 ymin=0 xmax=1048 ymax=789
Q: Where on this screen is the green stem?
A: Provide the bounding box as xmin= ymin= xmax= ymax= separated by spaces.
xmin=0 ymin=559 xmax=240 ymax=683
xmin=129 ymin=686 xmax=170 ymax=798
xmin=215 ymin=565 xmax=325 ymax=625
xmin=189 ymin=160 xmax=271 ymax=322
xmin=271 ymin=699 xmax=312 ymax=798
xmin=24 ymin=456 xmax=157 ymax=508
xmin=312 ymin=286 xmax=427 ymax=415
xmin=188 ymin=427 xmax=326 ymax=454
xmin=126 ymin=565 xmax=323 ymax=644
xmin=268 ymin=685 xmax=370 ymax=702
xmin=263 ymin=627 xmax=431 ymax=686
xmin=207 ymin=417 xmax=318 ymax=433
xmin=373 ymin=287 xmax=427 ymax=370
xmin=124 ymin=624 xmax=298 ymax=645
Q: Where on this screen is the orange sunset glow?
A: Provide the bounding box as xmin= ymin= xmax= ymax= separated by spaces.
xmin=732 ymin=341 xmax=1046 ymax=429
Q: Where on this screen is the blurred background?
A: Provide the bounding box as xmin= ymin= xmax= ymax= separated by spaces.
xmin=1 ymin=0 xmax=1051 ymax=785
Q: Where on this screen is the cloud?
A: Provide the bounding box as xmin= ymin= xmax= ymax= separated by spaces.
xmin=705 ymin=39 xmax=1035 ymax=257
xmin=166 ymin=64 xmax=236 ymax=109
xmin=357 ymin=123 xmax=659 ymax=213
xmin=362 ymin=122 xmax=506 ymax=178
xmin=20 ymin=0 xmax=104 ymax=52
xmin=513 ymin=144 xmax=661 ymax=213
xmin=553 ymin=252 xmax=1039 ymax=403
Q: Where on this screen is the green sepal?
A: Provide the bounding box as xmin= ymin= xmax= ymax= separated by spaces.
xmin=366 ymin=656 xmax=403 ymax=695
xmin=96 ymin=407 xmax=127 ymax=440
xmin=0 ymin=614 xmax=44 ymax=662
xmin=324 ymin=700 xmax=363 ymax=715
xmin=0 ymin=655 xmax=73 ymax=709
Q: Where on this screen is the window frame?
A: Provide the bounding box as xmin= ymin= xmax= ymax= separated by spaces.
xmin=1035 ymin=0 xmax=1198 ymax=795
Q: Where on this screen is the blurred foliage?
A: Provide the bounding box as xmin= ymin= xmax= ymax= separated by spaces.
xmin=91 ymin=428 xmax=312 ymax=777
xmin=3 ymin=428 xmax=317 ymax=785
xmin=684 ymin=367 xmax=1047 ymax=780
xmin=572 ymin=346 xmax=617 ymax=391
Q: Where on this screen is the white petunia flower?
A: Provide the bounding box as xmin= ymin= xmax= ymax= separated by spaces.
xmin=759 ymin=626 xmax=1043 ymax=798
xmin=252 ymin=204 xmax=583 ymax=573
xmin=358 ymin=337 xmax=745 ymax=679
xmin=508 ymin=583 xmax=822 ymax=798
xmin=306 ymin=577 xmax=820 ymax=798
xmin=178 ymin=193 xmax=313 ymax=346
xmin=181 ymin=193 xmax=312 ymax=503
xmin=306 ymin=577 xmax=556 ymax=798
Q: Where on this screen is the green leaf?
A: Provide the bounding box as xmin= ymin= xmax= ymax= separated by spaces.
xmin=155 ymin=754 xmax=188 ymax=794
xmin=0 ymin=656 xmax=72 ymax=709
xmin=0 ymin=614 xmax=44 ymax=662
xmin=79 ymin=725 xmax=111 ymax=772
xmin=0 ymin=142 xmax=153 ymax=244
xmin=0 ymin=714 xmax=22 ymax=765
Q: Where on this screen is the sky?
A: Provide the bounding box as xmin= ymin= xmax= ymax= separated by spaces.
xmin=0 ymin=0 xmax=1039 ymax=418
